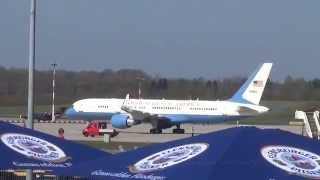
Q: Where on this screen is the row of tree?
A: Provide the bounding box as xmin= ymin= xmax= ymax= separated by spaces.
xmin=0 ymin=66 xmax=319 ymax=106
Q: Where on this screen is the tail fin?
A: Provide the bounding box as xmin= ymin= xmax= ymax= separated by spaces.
xmin=230 ymin=63 xmax=273 ymax=105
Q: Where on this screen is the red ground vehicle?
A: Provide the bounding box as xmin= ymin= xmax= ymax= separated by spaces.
xmin=82 ymin=121 xmax=118 ymax=137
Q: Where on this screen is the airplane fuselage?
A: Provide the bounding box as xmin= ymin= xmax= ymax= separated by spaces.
xmin=66 ymin=98 xmax=269 ymax=123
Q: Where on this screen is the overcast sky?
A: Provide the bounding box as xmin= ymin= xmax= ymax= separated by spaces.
xmin=0 ymin=0 xmax=320 ymax=80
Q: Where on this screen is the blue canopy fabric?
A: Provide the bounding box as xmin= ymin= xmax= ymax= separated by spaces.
xmin=3 ymin=121 xmax=320 ymax=180
xmin=55 ymin=127 xmax=320 ymax=180
xmin=0 ymin=121 xmax=111 ymax=171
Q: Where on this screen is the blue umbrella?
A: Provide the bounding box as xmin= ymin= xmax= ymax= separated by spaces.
xmin=0 ymin=121 xmax=111 ymax=171
xmin=55 ymin=127 xmax=320 ymax=180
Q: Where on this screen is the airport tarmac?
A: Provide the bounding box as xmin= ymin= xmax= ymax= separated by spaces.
xmin=0 ymin=118 xmax=304 ymax=143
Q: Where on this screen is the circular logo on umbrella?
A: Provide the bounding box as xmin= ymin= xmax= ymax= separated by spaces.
xmin=1 ymin=133 xmax=69 ymax=163
xmin=129 ymin=143 xmax=209 ymax=173
xmin=261 ymin=145 xmax=320 ymax=179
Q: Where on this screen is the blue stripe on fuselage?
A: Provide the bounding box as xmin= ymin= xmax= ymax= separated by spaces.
xmin=65 ymin=107 xmax=113 ymax=121
xmin=163 ymin=114 xmax=250 ymax=124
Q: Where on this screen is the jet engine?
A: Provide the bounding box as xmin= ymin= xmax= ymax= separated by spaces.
xmin=111 ymin=114 xmax=134 ymax=129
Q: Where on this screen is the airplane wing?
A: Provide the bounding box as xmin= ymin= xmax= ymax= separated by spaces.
xmin=121 ymin=105 xmax=156 ymax=121
xmin=120 ymin=104 xmax=172 ymax=132
xmin=121 ymin=94 xmax=157 ymax=121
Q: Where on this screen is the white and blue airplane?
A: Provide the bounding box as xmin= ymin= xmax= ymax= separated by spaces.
xmin=65 ymin=63 xmax=273 ymax=134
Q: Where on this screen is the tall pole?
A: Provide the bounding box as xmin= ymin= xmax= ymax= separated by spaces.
xmin=51 ymin=63 xmax=57 ymax=122
xmin=27 ymin=0 xmax=36 ymax=179
xmin=138 ymin=81 xmax=141 ymax=99
xmin=137 ymin=77 xmax=144 ymax=99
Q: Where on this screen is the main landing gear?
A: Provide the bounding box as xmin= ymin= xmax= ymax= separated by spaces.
xmin=149 ymin=123 xmax=185 ymax=134
xmin=150 ymin=128 xmax=162 ymax=134
xmin=172 ymin=124 xmax=185 ymax=134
